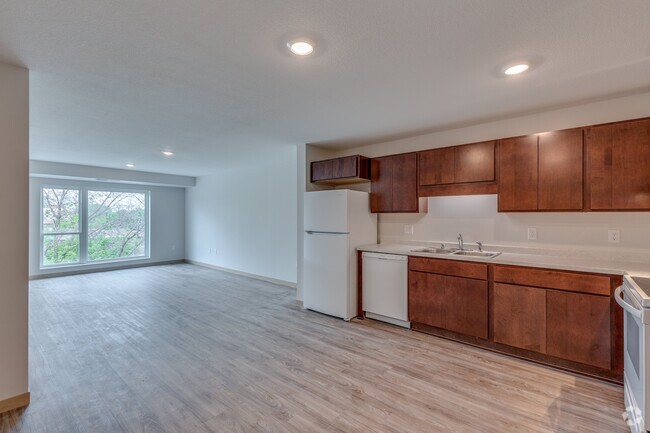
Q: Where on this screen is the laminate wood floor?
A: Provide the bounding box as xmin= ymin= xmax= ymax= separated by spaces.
xmin=0 ymin=264 xmax=628 ymax=433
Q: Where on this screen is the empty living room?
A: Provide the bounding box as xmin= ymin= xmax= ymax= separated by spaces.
xmin=1 ymin=1 xmax=650 ymax=432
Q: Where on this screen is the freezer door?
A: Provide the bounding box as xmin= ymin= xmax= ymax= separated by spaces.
xmin=304 ymin=190 xmax=349 ymax=233
xmin=303 ymin=231 xmax=351 ymax=319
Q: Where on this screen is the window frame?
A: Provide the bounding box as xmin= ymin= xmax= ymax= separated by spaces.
xmin=39 ymin=185 xmax=151 ymax=269
xmin=40 ymin=186 xmax=82 ymax=268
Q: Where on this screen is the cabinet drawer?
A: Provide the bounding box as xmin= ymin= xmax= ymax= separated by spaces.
xmin=409 ymin=257 xmax=488 ymax=280
xmin=493 ymin=265 xmax=611 ymax=296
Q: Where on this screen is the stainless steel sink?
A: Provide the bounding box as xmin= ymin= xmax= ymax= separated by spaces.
xmin=410 ymin=248 xmax=456 ymax=255
xmin=451 ymin=250 xmax=501 ymax=258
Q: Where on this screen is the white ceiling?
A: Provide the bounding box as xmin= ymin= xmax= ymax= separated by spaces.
xmin=1 ymin=0 xmax=650 ymax=176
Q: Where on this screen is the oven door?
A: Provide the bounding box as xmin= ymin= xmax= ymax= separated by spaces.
xmin=616 ymin=285 xmax=647 ymax=432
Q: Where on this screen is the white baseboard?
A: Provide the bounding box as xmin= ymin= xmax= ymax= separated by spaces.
xmin=184 ymin=259 xmax=297 ymax=289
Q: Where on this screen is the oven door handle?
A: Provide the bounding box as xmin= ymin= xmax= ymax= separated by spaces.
xmin=615 ymin=286 xmax=642 ymax=320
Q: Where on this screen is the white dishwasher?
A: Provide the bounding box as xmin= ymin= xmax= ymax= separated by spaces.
xmin=362 ymin=252 xmax=410 ymax=328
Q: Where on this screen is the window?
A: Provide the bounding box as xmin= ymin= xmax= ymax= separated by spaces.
xmin=40 ymin=187 xmax=149 ymax=268
xmin=88 ymin=191 xmax=147 ymax=261
xmin=42 ymin=188 xmax=81 ymax=266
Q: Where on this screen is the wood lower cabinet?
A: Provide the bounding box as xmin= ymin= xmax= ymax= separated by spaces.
xmin=492 ymin=264 xmax=621 ymax=377
xmin=371 ymin=153 xmax=422 ymax=213
xmin=409 ymin=271 xmax=488 ymax=339
xmin=546 ymin=290 xmax=611 ymax=370
xmin=493 ymin=283 xmax=546 ymax=353
xmin=408 ymin=258 xmax=489 ymax=339
xmin=404 ymin=257 xmax=623 ymax=383
xmin=311 ymin=155 xmax=370 ymax=185
xmin=586 ymin=117 xmax=650 ymax=210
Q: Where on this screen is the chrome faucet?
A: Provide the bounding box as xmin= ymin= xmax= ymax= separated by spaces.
xmin=476 ymin=241 xmax=483 ymax=252
xmin=457 ymin=233 xmax=464 ymax=250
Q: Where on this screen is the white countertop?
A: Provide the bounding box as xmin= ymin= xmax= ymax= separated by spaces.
xmin=358 ymin=243 xmax=650 ymax=278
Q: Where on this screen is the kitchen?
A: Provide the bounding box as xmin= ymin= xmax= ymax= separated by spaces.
xmin=301 ymin=114 xmax=650 ymax=432
xmin=2 ymin=1 xmax=650 ymax=432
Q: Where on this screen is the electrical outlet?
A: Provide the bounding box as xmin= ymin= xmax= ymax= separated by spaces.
xmin=404 ymin=224 xmax=414 ymax=235
xmin=527 ymin=227 xmax=537 ymax=241
xmin=608 ymin=230 xmax=620 ymax=243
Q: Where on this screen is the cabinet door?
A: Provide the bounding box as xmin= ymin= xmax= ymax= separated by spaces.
xmin=419 ymin=147 xmax=454 ymax=186
xmin=391 ymin=153 xmax=419 ymax=212
xmin=546 ymin=290 xmax=611 ymax=369
xmin=538 ymin=129 xmax=584 ymax=210
xmin=454 ymin=141 xmax=496 ymax=184
xmin=498 ymin=135 xmax=538 ymax=211
xmin=370 ymin=157 xmax=393 ymax=212
xmin=409 ymin=271 xmax=446 ymax=329
xmin=587 ymin=118 xmax=650 ymax=210
xmin=332 ymin=156 xmax=358 ymax=179
xmin=408 ymin=271 xmax=488 ymax=339
xmin=311 ymin=160 xmax=333 ymax=182
xmin=493 ymin=283 xmax=546 ymax=353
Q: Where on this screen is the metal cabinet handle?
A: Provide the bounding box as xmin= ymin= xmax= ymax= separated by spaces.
xmin=614 ymin=286 xmax=642 ymax=320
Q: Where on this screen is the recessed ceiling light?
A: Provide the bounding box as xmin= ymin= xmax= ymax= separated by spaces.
xmin=504 ymin=64 xmax=529 ymax=75
xmin=162 ymin=151 xmax=174 ymax=156
xmin=126 ymin=163 xmax=135 ymax=168
xmin=287 ymin=40 xmax=314 ymax=56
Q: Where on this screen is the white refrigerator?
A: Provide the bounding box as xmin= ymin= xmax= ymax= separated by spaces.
xmin=303 ymin=190 xmax=377 ymax=320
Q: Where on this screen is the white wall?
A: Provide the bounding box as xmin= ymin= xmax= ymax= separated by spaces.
xmin=186 ymin=145 xmax=297 ymax=286
xmin=381 ymin=195 xmax=650 ymax=255
xmin=336 ymin=90 xmax=650 ymax=158
xmin=0 ymin=63 xmax=29 ymax=402
xmin=29 ymin=177 xmax=186 ymax=278
xmin=334 ymin=90 xmax=650 ymax=257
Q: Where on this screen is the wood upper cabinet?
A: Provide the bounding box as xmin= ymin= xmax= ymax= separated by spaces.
xmin=493 ymin=283 xmax=546 ymax=353
xmin=498 ymin=128 xmax=584 ymax=211
xmin=311 ymin=155 xmax=370 ymax=185
xmin=311 ymin=159 xmax=333 ymax=182
xmin=546 ymin=290 xmax=611 ymax=370
xmin=454 ymin=141 xmax=496 ymax=184
xmin=586 ymin=118 xmax=650 ymax=210
xmin=538 ymin=129 xmax=584 ymax=210
xmin=419 ymin=147 xmax=454 ymax=185
xmin=371 ymin=153 xmax=421 ymax=213
xmin=418 ymin=141 xmax=496 ymax=196
xmin=498 ymin=135 xmax=538 ymax=211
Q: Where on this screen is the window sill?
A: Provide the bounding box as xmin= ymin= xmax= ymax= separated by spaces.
xmin=40 ymin=255 xmax=151 ymax=270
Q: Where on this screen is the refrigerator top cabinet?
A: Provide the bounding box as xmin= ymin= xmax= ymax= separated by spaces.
xmin=303 ymin=190 xmax=377 ymax=320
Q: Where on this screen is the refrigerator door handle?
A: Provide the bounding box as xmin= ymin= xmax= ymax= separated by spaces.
xmin=305 ymin=230 xmax=349 ymax=235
